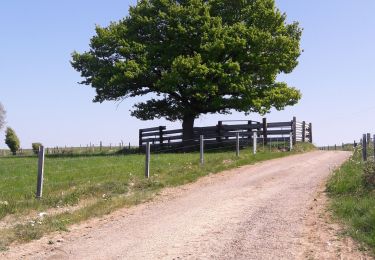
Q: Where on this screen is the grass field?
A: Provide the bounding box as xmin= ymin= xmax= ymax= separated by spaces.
xmin=0 ymin=143 xmax=314 ymax=249
xmin=327 ymin=147 xmax=375 ymax=254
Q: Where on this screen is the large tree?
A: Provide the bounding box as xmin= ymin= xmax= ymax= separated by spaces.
xmin=0 ymin=102 xmax=6 ymax=130
xmin=72 ymin=0 xmax=302 ymax=143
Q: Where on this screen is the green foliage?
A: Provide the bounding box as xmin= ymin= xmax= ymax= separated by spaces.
xmin=31 ymin=143 xmax=43 ymax=155
xmin=327 ymin=150 xmax=375 ymax=253
xmin=363 ymin=159 xmax=375 ymax=189
xmin=71 ymin=0 xmax=302 ymax=130
xmin=4 ymin=127 xmax=20 ymax=155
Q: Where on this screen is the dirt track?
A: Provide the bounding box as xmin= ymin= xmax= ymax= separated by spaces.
xmin=3 ymin=151 xmax=370 ymax=259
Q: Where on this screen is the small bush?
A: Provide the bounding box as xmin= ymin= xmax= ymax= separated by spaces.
xmin=32 ymin=143 xmax=43 ymax=154
xmin=363 ymin=159 xmax=375 ymax=189
xmin=4 ymin=127 xmax=20 ymax=155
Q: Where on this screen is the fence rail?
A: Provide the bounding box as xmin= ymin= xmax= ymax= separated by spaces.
xmin=139 ymin=117 xmax=312 ymax=151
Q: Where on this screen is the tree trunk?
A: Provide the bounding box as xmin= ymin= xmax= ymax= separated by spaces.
xmin=182 ymin=115 xmax=195 ymax=150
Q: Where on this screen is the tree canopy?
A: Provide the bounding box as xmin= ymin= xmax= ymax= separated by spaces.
xmin=72 ymin=0 xmax=302 ymax=141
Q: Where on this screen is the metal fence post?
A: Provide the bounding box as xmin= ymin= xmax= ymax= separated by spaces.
xmin=200 ymin=135 xmax=204 ymax=165
xmin=252 ymin=130 xmax=257 ymax=155
xmin=236 ymin=132 xmax=240 ymax=157
xmin=36 ymin=146 xmax=45 ymax=199
xmin=145 ymin=142 xmax=150 ymax=178
xmin=362 ymin=134 xmax=367 ymax=161
xmin=289 ymin=132 xmax=293 ymax=151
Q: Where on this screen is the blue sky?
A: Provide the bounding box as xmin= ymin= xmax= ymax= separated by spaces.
xmin=0 ymin=0 xmax=374 ymax=149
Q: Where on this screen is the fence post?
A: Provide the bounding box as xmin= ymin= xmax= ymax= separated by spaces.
xmin=217 ymin=121 xmax=223 ymax=143
xmin=252 ymin=130 xmax=257 ymax=155
xmin=302 ymin=121 xmax=306 ymax=142
xmin=236 ymin=132 xmax=240 ymax=157
xmin=36 ymin=146 xmax=45 ymax=199
xmin=309 ymin=123 xmax=313 ymax=143
xmin=289 ymin=132 xmax=293 ymax=151
xmin=139 ymin=129 xmax=143 ymax=148
xmin=335 ymin=144 xmax=337 ymax=150
xmin=247 ymin=120 xmax=252 ymax=143
xmin=200 ymin=135 xmax=204 ymax=165
xmin=292 ymin=117 xmax=297 ymax=145
xmin=262 ymin=118 xmax=268 ymax=145
xmin=367 ymin=133 xmax=371 ymax=145
xmin=362 ymin=134 xmax=367 ymax=161
xmin=159 ymin=126 xmax=164 ymax=149
xmin=145 ymin=142 xmax=150 ymax=178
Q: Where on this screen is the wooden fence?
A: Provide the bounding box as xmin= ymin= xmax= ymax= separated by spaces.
xmin=139 ymin=117 xmax=312 ymax=151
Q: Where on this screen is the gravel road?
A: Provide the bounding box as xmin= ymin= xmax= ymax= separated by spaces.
xmin=3 ymin=151 xmax=358 ymax=260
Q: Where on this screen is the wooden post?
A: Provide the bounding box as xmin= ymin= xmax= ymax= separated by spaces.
xmin=236 ymin=132 xmax=240 ymax=157
xmin=367 ymin=133 xmax=371 ymax=145
xmin=292 ymin=117 xmax=297 ymax=145
xmin=309 ymin=123 xmax=313 ymax=143
xmin=253 ymin=130 xmax=257 ymax=155
xmin=145 ymin=142 xmax=150 ymax=178
xmin=36 ymin=146 xmax=45 ymax=199
xmin=200 ymin=135 xmax=204 ymax=165
xmin=302 ymin=121 xmax=306 ymax=142
xmin=289 ymin=132 xmax=293 ymax=151
xmin=217 ymin=121 xmax=223 ymax=142
xmin=139 ymin=129 xmax=143 ymax=148
xmin=100 ymin=141 xmax=102 ymax=151
xmin=262 ymin=118 xmax=268 ymax=145
xmin=363 ymin=134 xmax=367 ymax=161
xmin=247 ymin=120 xmax=252 ymax=143
xmin=159 ymin=126 xmax=164 ymax=149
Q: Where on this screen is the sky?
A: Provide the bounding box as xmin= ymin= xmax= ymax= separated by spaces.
xmin=0 ymin=0 xmax=374 ymax=149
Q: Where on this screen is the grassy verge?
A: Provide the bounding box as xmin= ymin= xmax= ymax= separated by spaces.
xmin=0 ymin=142 xmax=315 ymax=249
xmin=327 ymin=149 xmax=375 ymax=254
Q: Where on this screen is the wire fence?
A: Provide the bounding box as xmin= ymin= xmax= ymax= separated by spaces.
xmin=318 ymin=133 xmax=375 ymax=163
xmin=0 ymin=133 xmax=295 ymax=221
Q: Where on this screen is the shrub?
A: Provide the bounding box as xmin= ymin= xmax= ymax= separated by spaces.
xmin=4 ymin=127 xmax=20 ymax=155
xmin=32 ymin=143 xmax=43 ymax=154
xmin=363 ymin=159 xmax=375 ymax=189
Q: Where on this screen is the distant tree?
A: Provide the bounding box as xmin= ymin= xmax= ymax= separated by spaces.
xmin=0 ymin=102 xmax=6 ymax=130
xmin=72 ymin=0 xmax=302 ymax=144
xmin=5 ymin=127 xmax=20 ymax=155
xmin=32 ymin=142 xmax=43 ymax=154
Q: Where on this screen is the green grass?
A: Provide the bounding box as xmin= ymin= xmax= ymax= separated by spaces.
xmin=327 ymin=148 xmax=375 ymax=254
xmin=0 ymin=142 xmax=315 ymax=249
